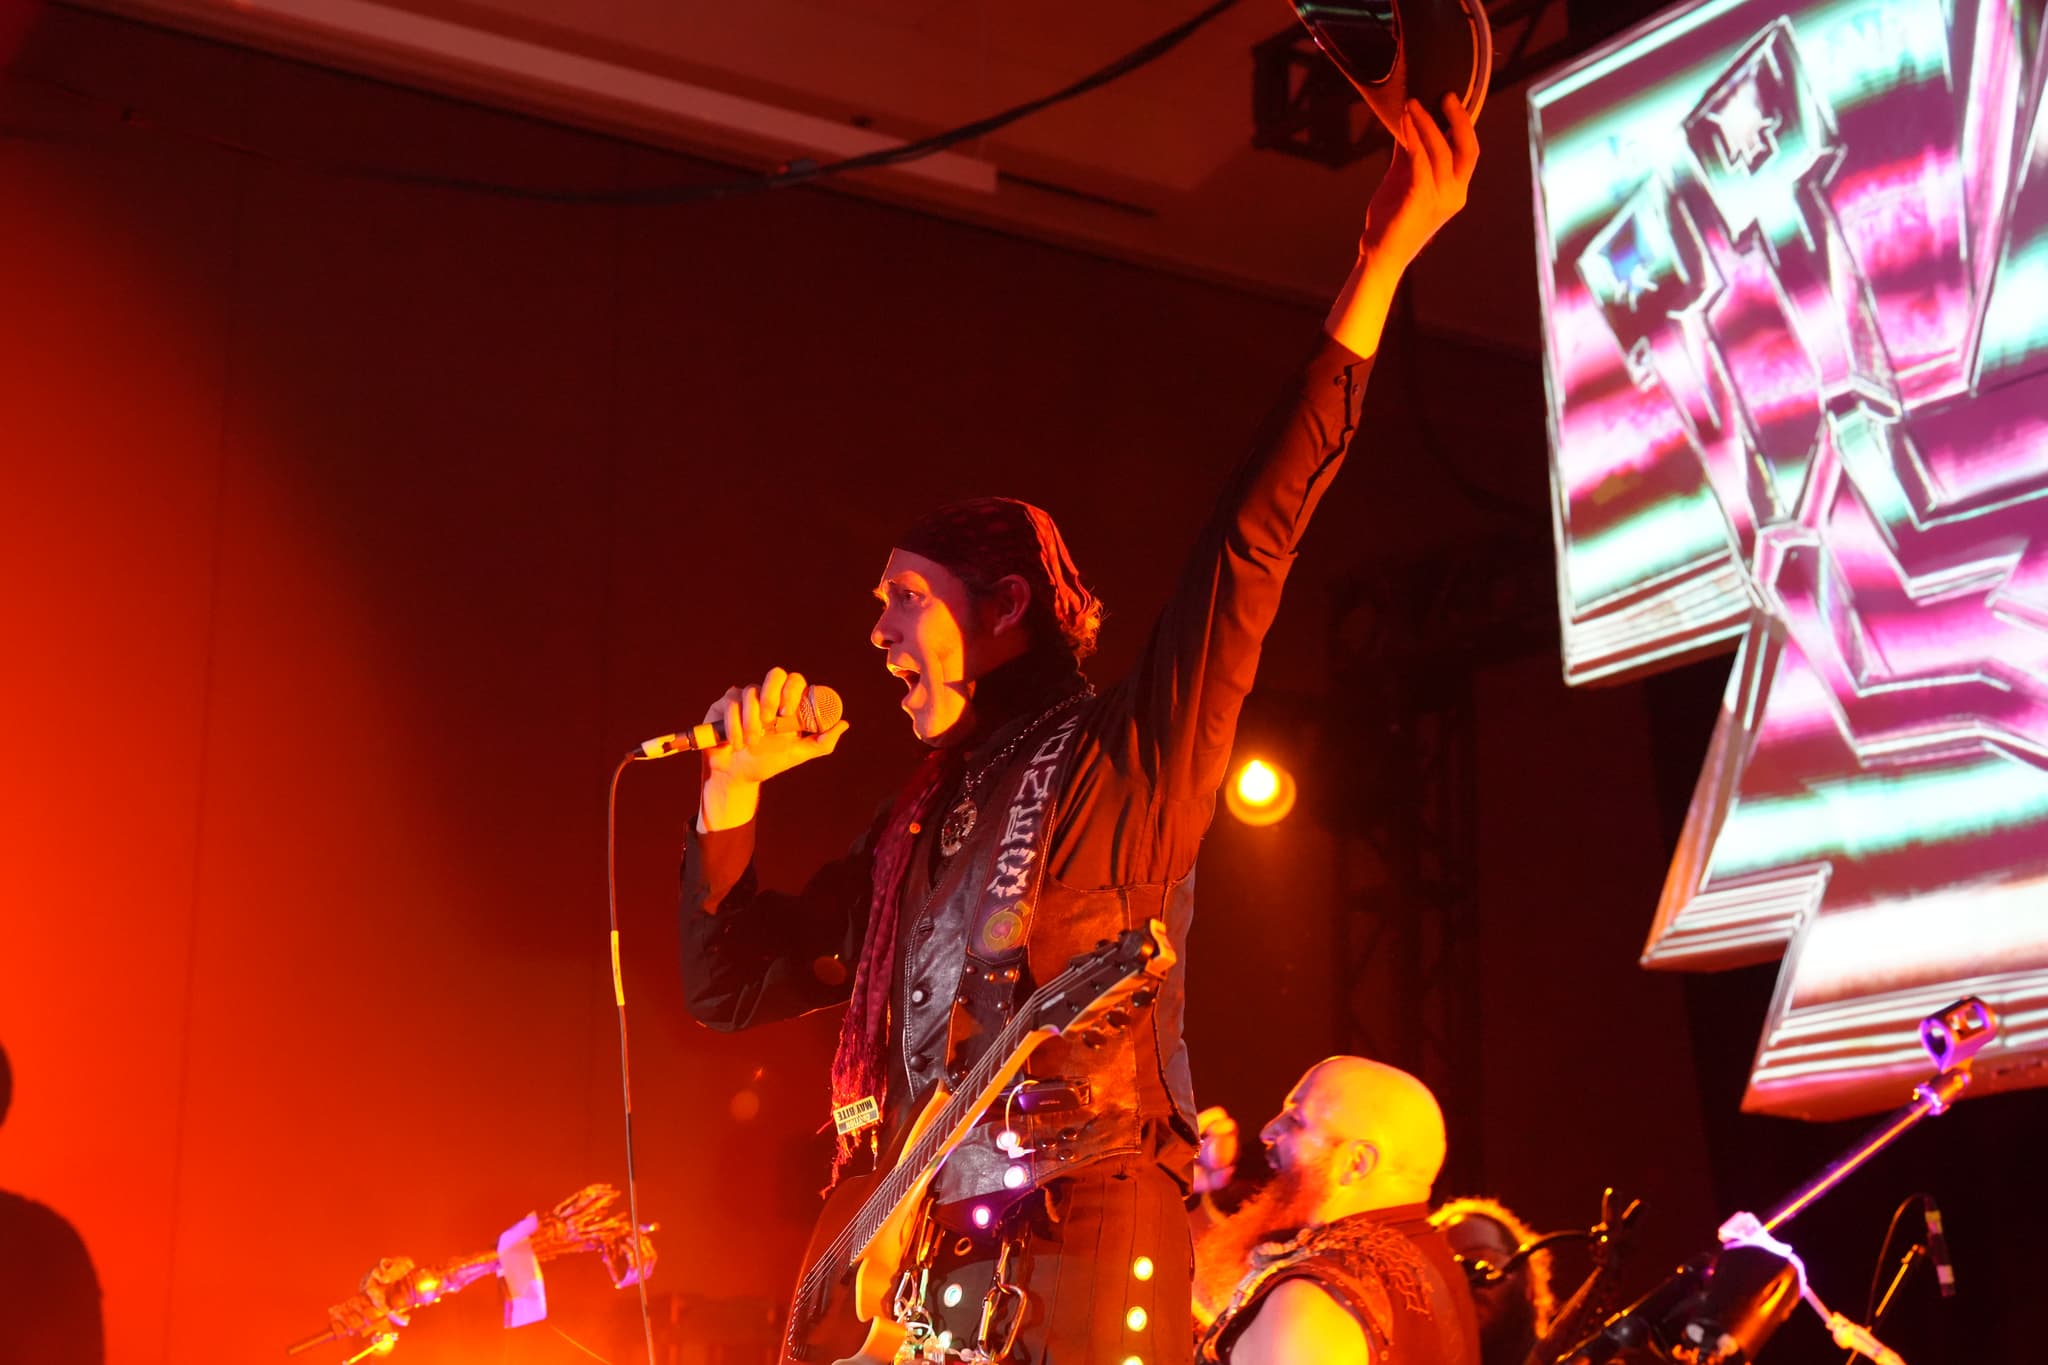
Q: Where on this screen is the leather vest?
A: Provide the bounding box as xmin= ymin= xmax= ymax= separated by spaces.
xmin=1200 ymin=1211 xmax=1481 ymax=1365
xmin=886 ymin=702 xmax=1199 ymax=1218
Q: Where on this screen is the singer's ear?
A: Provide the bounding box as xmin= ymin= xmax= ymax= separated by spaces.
xmin=987 ymin=574 xmax=1033 ymax=637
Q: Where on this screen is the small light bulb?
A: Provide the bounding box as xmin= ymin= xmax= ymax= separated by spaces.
xmin=1127 ymin=1306 xmax=1149 ymax=1332
xmin=1226 ymin=756 xmax=1297 ymax=826
xmin=1004 ymin=1165 xmax=1029 ymax=1189
xmin=942 ymin=1284 xmax=964 ymax=1308
xmin=1132 ymin=1256 xmax=1155 ymax=1281
xmin=972 ymin=1205 xmax=993 ymax=1229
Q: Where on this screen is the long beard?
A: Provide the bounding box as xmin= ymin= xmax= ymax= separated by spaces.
xmin=1192 ymin=1151 xmax=1333 ymax=1323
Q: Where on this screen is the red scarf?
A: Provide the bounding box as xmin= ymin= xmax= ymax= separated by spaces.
xmin=828 ymin=747 xmax=956 ymax=1174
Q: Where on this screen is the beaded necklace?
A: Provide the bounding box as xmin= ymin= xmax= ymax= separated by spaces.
xmin=936 ymin=688 xmax=1091 ymax=858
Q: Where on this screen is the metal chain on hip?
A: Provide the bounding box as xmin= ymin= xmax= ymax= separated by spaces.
xmin=969 ymin=1227 xmax=1031 ymax=1363
xmin=891 ymin=1214 xmax=1033 ymax=1364
xmin=891 ymin=1209 xmax=946 ymax=1359
xmin=938 ymin=689 xmax=1092 ymax=858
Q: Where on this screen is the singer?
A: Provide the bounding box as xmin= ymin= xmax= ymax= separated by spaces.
xmin=680 ymin=96 xmax=1480 ymax=1365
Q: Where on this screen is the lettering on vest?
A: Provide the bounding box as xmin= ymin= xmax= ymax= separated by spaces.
xmin=984 ymin=711 xmax=1081 ymax=903
xmin=1000 ymin=801 xmax=1045 ymax=848
xmin=1017 ymin=762 xmax=1057 ymax=806
xmin=987 ymin=846 xmax=1036 ymax=899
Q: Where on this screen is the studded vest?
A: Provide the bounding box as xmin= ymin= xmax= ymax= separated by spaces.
xmin=884 ymin=699 xmax=1198 ymax=1215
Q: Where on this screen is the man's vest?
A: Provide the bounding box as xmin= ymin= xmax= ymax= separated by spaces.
xmin=884 ymin=700 xmax=1198 ymax=1216
xmin=1199 ymin=1208 xmax=1482 ymax=1365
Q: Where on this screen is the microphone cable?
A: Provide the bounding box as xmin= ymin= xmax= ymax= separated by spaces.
xmin=7 ymin=0 xmax=1244 ymax=206
xmin=606 ymin=752 xmax=658 ymax=1365
xmin=1846 ymin=1192 xmax=1932 ymax=1365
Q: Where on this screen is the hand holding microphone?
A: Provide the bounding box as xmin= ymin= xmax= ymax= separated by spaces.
xmin=644 ymin=665 xmax=846 ymax=773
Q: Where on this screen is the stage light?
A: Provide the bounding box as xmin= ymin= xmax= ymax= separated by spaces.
xmin=1225 ymin=757 xmax=1297 ymax=826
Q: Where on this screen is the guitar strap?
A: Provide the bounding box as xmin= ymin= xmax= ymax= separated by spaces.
xmin=942 ymin=702 xmax=1086 ymax=1075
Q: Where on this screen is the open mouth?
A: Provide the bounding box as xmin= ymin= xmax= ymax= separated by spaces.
xmin=889 ymin=663 xmax=926 ymax=712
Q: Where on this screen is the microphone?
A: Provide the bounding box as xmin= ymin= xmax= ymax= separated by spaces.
xmin=1921 ymin=1195 xmax=1955 ymax=1297
xmin=634 ymin=685 xmax=842 ymax=760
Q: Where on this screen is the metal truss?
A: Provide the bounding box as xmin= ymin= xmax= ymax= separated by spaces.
xmin=1321 ymin=540 xmax=1555 ymax=1194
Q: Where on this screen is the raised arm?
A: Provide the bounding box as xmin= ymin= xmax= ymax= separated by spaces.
xmin=1119 ymin=96 xmax=1479 ymax=858
xmin=1327 ymin=96 xmax=1480 ymax=361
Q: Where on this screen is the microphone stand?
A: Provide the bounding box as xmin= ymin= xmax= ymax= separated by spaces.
xmin=1554 ymin=997 xmax=1997 ymax=1364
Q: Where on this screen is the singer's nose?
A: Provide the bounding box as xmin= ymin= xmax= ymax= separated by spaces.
xmin=870 ymin=609 xmax=894 ymax=652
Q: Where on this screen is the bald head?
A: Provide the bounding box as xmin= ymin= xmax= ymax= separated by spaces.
xmin=1263 ymin=1056 xmax=1448 ymax=1214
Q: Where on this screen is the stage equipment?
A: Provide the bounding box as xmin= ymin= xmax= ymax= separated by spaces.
xmin=1531 ymin=0 xmax=2048 ymax=1120
xmin=1501 ymin=1188 xmax=1643 ymax=1365
xmin=780 ymin=923 xmax=1174 ymax=1365
xmin=1558 ymin=998 xmax=1993 ymax=1364
xmin=1290 ymin=0 xmax=1491 ymax=139
xmin=1917 ymin=1197 xmax=1953 ymax=1297
xmin=283 ymin=1184 xmax=656 ymax=1358
xmin=634 ymin=684 xmax=842 ymax=760
xmin=1252 ymin=23 xmax=1387 ymax=167
xmin=1225 ymin=757 xmax=1298 ymax=825
xmin=1255 ymin=0 xmax=1669 ymax=165
xmin=1324 ymin=537 xmax=1556 ymax=1196
xmin=1850 ymin=1195 xmax=1943 ymax=1362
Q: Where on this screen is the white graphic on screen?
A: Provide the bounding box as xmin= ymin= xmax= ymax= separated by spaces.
xmin=1531 ymin=0 xmax=2048 ymax=1117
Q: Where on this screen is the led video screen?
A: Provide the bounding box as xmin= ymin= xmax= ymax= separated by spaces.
xmin=1530 ymin=0 xmax=2048 ymax=1117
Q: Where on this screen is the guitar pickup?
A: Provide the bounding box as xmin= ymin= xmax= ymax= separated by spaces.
xmin=1012 ymin=1080 xmax=1091 ymax=1114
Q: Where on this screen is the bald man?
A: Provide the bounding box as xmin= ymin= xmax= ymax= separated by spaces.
xmin=1194 ymin=1058 xmax=1480 ymax=1365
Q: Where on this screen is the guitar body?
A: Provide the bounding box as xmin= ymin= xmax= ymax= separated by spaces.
xmin=774 ymin=924 xmax=1177 ymax=1365
xmin=781 ymin=1086 xmax=953 ymax=1364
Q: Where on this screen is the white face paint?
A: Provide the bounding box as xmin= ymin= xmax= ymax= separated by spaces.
xmin=870 ymin=549 xmax=985 ymax=745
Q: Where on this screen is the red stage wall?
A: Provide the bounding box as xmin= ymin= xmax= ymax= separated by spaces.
xmin=0 ymin=9 xmax=1711 ymax=1361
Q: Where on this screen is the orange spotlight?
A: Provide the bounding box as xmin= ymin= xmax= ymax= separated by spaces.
xmin=1225 ymin=757 xmax=1296 ymax=826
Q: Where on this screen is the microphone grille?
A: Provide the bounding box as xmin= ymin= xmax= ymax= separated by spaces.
xmin=800 ymin=685 xmax=844 ymax=734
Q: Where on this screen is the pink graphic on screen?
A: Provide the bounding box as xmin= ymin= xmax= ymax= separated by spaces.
xmin=1530 ymin=0 xmax=2048 ymax=1117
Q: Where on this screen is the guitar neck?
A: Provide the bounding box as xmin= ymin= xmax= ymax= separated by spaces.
xmin=804 ymin=996 xmax=1059 ymax=1298
xmin=851 ymin=1022 xmax=1054 ymax=1259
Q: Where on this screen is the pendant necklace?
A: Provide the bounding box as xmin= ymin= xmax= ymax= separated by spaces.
xmin=937 ymin=690 xmax=1089 ymax=859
